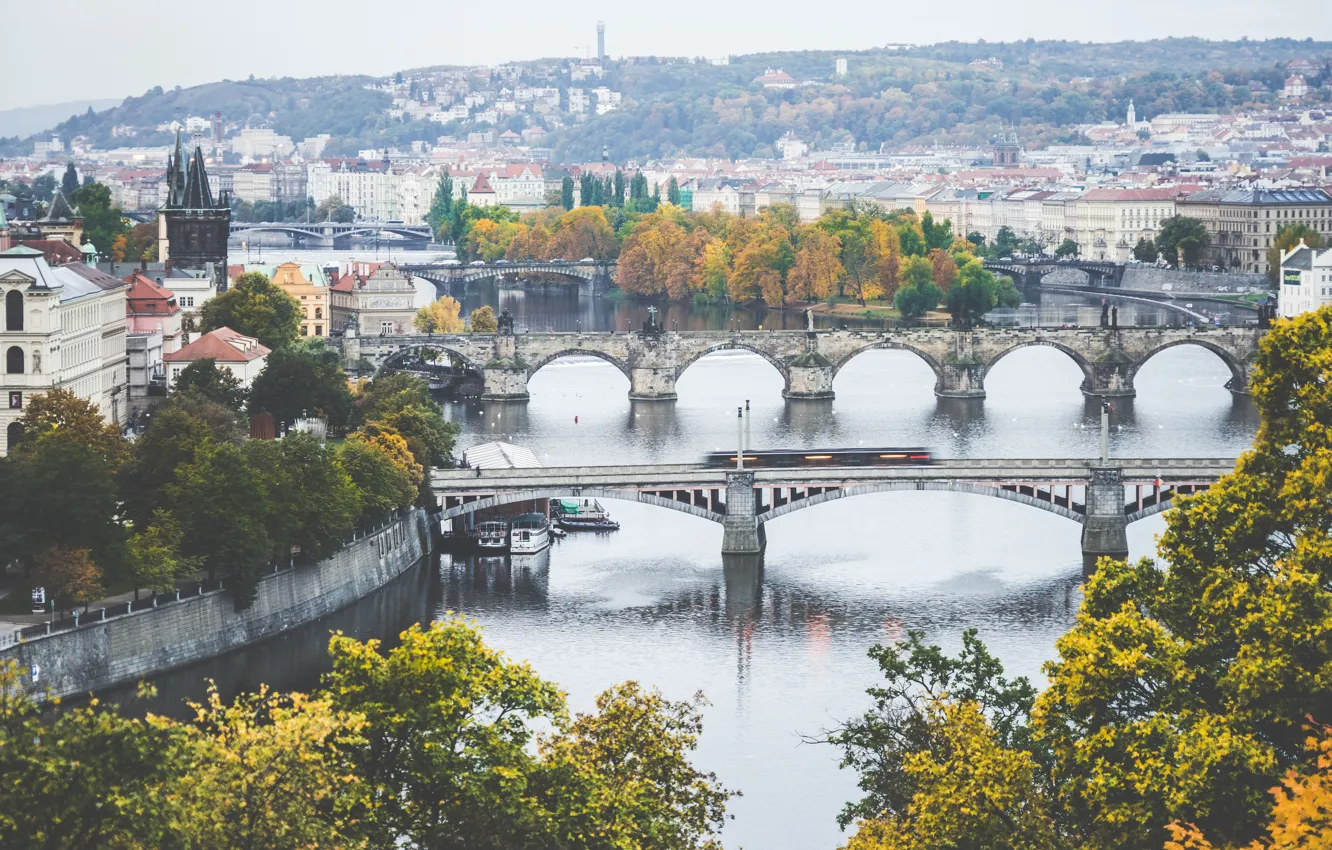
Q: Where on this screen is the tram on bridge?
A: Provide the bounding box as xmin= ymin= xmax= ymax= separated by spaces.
xmin=702 ymin=447 xmax=935 ymax=468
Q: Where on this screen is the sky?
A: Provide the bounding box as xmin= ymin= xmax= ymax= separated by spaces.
xmin=3 ymin=0 xmax=1330 ymax=112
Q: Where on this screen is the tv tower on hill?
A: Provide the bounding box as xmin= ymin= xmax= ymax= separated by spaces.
xmin=597 ymin=21 xmax=605 ymax=61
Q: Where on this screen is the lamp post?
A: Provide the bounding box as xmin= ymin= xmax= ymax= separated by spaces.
xmin=1100 ymin=399 xmax=1111 ymax=463
xmin=736 ymin=407 xmax=744 ymax=470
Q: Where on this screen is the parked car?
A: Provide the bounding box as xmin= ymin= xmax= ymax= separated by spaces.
xmin=495 ymin=259 xmax=509 ymax=265
xmin=579 ymin=257 xmax=595 ymax=263
xmin=470 ymin=260 xmax=486 ymax=266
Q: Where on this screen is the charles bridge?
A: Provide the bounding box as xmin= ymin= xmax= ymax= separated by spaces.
xmin=431 ymin=457 xmax=1235 ymax=566
xmin=344 ymin=322 xmax=1265 ymax=401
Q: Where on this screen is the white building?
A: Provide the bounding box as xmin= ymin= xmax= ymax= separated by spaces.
xmin=307 ymin=159 xmax=400 ymax=222
xmin=1279 ymin=243 xmax=1332 ymax=318
xmin=163 ymin=327 xmax=270 ymax=390
xmin=0 ymin=246 xmax=130 ymax=454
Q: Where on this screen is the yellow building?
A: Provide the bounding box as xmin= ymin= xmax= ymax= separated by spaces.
xmin=271 ymin=261 xmax=329 ymax=338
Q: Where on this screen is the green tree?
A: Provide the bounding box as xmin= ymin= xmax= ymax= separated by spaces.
xmin=426 ymin=175 xmax=454 ymax=233
xmin=945 ymin=259 xmax=1008 ymax=327
xmin=1054 ymin=238 xmax=1080 ymax=258
xmin=248 ymin=339 xmax=353 ymax=432
xmin=894 ymin=256 xmax=943 ymax=318
xmin=1266 ymin=222 xmax=1324 ymax=282
xmin=244 ymin=432 xmax=360 ymax=566
xmin=1133 ymin=237 xmax=1159 ymax=263
xmin=667 ymin=175 xmax=682 ymax=206
xmin=125 ymin=510 xmax=201 ymax=592
xmin=920 ymin=211 xmax=954 ymax=252
xmin=199 ymin=271 xmax=302 ymax=351
xmin=993 ymin=226 xmax=1022 ymax=259
xmin=560 ymin=175 xmax=575 ymax=211
xmin=1156 ymin=215 xmax=1211 ymax=267
xmin=168 ymin=442 xmax=273 ymax=605
xmin=336 ymin=435 xmax=415 ymax=526
xmin=171 ymin=358 xmax=248 ymax=412
xmin=1032 ymin=306 xmax=1332 ymax=847
xmin=31 ymin=173 xmax=55 ymax=203
xmin=69 ymin=182 xmax=127 ymax=259
xmin=326 ymin=619 xmax=569 ymax=848
xmin=315 ymin=194 xmax=355 ymax=223
xmin=61 ymin=162 xmax=79 ymax=197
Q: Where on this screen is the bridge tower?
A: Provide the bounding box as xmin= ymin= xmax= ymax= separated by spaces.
xmin=481 ymin=310 xmax=529 ymax=401
xmin=1081 ymin=465 xmax=1129 ymax=571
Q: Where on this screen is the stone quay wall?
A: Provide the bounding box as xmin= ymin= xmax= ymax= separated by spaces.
xmin=0 ymin=509 xmax=434 ymax=700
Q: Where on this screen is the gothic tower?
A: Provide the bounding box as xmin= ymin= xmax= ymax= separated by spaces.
xmin=158 ymin=131 xmax=231 ymax=291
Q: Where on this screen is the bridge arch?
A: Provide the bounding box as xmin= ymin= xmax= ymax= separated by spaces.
xmin=528 ymin=349 xmax=632 ymax=381
xmin=438 ymin=488 xmax=725 ymax=525
xmin=231 ymin=224 xmax=326 ymax=240
xmin=981 ymin=339 xmax=1095 ymax=385
xmin=1128 ymin=338 xmax=1248 ymax=390
xmin=757 ymin=481 xmax=1085 ymax=524
xmin=674 ymin=343 xmax=792 ymax=385
xmin=375 ymin=343 xmax=484 ymax=377
xmin=831 ymin=342 xmax=947 ymax=392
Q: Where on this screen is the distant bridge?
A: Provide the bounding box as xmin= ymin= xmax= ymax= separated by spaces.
xmin=432 ymin=457 xmax=1235 ymax=565
xmin=229 ymin=220 xmax=433 ymax=248
xmin=399 ymin=260 xmax=613 ymax=297
xmin=345 ymin=325 xmax=1265 ymax=401
xmin=983 ymin=258 xmax=1124 ymax=287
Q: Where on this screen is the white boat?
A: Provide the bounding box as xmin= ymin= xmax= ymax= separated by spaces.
xmin=476 ymin=520 xmax=509 ymax=551
xmin=510 ymin=513 xmax=551 ymax=554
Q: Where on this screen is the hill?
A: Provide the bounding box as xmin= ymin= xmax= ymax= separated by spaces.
xmin=0 ymin=99 xmax=122 ymax=138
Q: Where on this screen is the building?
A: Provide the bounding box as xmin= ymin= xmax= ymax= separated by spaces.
xmin=162 ymin=326 xmax=269 ymax=390
xmin=0 ymin=246 xmax=130 ymax=454
xmin=331 ymin=262 xmax=417 ymax=335
xmin=468 ymin=172 xmax=498 ymax=208
xmin=232 ymin=163 xmax=276 ymax=203
xmin=992 ymin=131 xmax=1022 ymax=167
xmin=1278 ymin=243 xmax=1332 ymax=317
xmin=1070 ymin=188 xmax=1181 ymax=261
xmin=158 ymin=132 xmax=231 ymax=292
xmin=753 ymin=69 xmax=797 ymax=90
xmin=124 ymin=272 xmax=184 ymax=354
xmin=597 ymin=21 xmax=605 ymax=61
xmin=1284 ymin=74 xmax=1309 ymax=100
xmin=306 ymin=156 xmax=397 ymax=222
xmin=269 ymin=262 xmax=329 ymax=338
xmin=1178 ymin=188 xmax=1332 ymax=274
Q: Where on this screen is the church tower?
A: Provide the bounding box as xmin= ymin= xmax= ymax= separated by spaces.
xmin=1126 ymin=99 xmax=1137 ymax=127
xmin=158 ymin=131 xmax=231 ymax=291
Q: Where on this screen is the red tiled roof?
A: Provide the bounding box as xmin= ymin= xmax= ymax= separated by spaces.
xmin=164 ymin=327 xmax=270 ymax=363
xmin=471 ymin=172 xmax=496 ymax=194
xmin=1079 ymin=188 xmax=1183 ymax=201
xmin=125 ymin=273 xmax=180 ymax=316
xmin=19 ymin=239 xmax=83 ymax=266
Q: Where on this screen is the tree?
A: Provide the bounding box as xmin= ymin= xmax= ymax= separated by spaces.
xmin=168 ymin=442 xmax=272 ymax=605
xmin=337 ymin=434 xmax=417 ymax=526
xmin=244 ymin=432 xmax=360 ymax=566
xmin=413 ymin=295 xmax=466 ymax=333
xmin=921 ymin=211 xmax=954 ymax=252
xmin=945 ymin=259 xmax=1006 ymax=327
xmin=172 ymin=358 xmax=248 ymax=412
xmin=967 ymin=231 xmax=986 ymax=249
xmin=199 ymin=271 xmax=302 ymax=351
xmin=248 ymin=339 xmax=354 ymax=431
xmin=31 ymin=173 xmax=56 ymax=203
xmin=1266 ymin=223 xmax=1324 ymax=282
xmin=788 ymin=228 xmax=843 ymax=302
xmin=841 ymin=700 xmax=1061 ymax=850
xmin=1033 ymin=306 xmax=1332 ymax=847
xmin=1133 ymin=237 xmax=1159 ymax=263
xmin=823 ymin=628 xmax=1038 ymax=828
xmin=124 ymin=510 xmax=201 ymax=593
xmin=29 ymin=545 xmax=103 ymax=612
xmin=326 ymin=619 xmax=569 ymax=848
xmin=1054 ymin=238 xmax=1080 ymax=258
xmin=560 ymin=175 xmax=575 ymax=211
xmin=14 ymin=387 xmax=126 ymax=469
xmin=171 ymin=686 xmax=368 ymax=850
xmin=993 ymin=226 xmax=1022 ymax=259
xmin=315 ymin=195 xmax=355 ymax=223
xmin=469 ymin=305 xmax=498 ymax=332
xmin=1156 ymin=215 xmax=1211 ymax=267
xmin=536 ymin=682 xmax=736 ymax=850
xmin=928 ymin=248 xmax=959 ymax=291
xmin=667 ymin=175 xmax=682 ymax=206
xmin=894 ymin=257 xmax=943 ymax=318
xmin=61 ymin=162 xmax=79 ymax=197
xmin=69 ymin=182 xmax=127 ymax=259
xmin=120 ymin=402 xmax=218 ymax=528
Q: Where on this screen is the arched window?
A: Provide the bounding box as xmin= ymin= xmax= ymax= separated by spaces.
xmin=315 ymin=307 xmax=323 ymax=319
xmin=5 ymin=347 xmax=22 ymax=374
xmin=5 ymin=291 xmax=22 ymax=332
xmin=6 ymin=422 xmax=22 ymax=453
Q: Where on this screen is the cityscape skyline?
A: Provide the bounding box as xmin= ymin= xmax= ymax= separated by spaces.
xmin=4 ymin=0 xmax=1330 ymax=112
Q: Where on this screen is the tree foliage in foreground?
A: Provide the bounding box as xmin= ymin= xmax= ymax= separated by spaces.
xmin=0 ymin=619 xmax=738 ymax=849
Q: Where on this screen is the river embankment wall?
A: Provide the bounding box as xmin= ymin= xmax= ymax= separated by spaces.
xmin=0 ymin=509 xmax=434 ymax=700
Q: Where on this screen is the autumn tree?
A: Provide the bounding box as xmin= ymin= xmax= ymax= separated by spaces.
xmin=30 ymin=546 xmax=103 ymax=612
xmin=469 ymin=305 xmax=498 ymax=332
xmin=788 ymin=228 xmax=842 ymax=302
xmin=550 ymin=206 xmax=617 ymax=260
xmin=14 ymin=387 xmax=126 ymax=469
xmin=928 ymin=248 xmax=959 ymax=291
xmin=336 ymin=433 xmax=418 ymax=526
xmin=413 ymin=295 xmax=466 ymax=333
xmin=199 ymin=271 xmax=302 ymax=351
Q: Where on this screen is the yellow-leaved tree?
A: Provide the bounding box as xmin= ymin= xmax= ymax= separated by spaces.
xmin=412 ymin=295 xmax=466 ymax=333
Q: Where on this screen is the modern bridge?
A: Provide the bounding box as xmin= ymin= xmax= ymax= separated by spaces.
xmin=398 ymin=260 xmax=613 ymax=297
xmin=344 ymin=324 xmax=1264 ymax=401
xmin=432 ymin=457 xmax=1235 ymax=566
xmin=229 ymin=220 xmax=433 ymax=248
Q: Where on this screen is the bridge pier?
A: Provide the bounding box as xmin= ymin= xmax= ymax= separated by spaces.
xmin=721 ymin=471 xmax=766 ymax=555
xmin=784 ymin=350 xmax=835 ymax=400
xmin=1081 ymin=361 xmax=1136 ymax=399
xmin=629 ymin=367 xmax=677 ymax=401
xmin=1081 ymin=465 xmax=1129 ymax=571
xmin=937 ymin=363 xmax=986 ymax=399
xmin=481 ymin=333 xmax=530 ymax=401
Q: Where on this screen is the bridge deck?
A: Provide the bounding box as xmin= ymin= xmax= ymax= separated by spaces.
xmin=432 ymin=457 xmax=1235 ymax=493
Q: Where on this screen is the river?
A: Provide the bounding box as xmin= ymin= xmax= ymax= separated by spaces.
xmin=137 ymin=261 xmax=1261 ymax=849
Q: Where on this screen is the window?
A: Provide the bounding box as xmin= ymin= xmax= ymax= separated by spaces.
xmin=381 ymin=321 xmax=394 ymax=334
xmin=6 ymin=421 xmax=21 ymax=451
xmin=5 ymin=291 xmax=22 ymax=332
xmin=315 ymin=325 xmax=323 ymax=336
xmin=315 ymin=307 xmax=323 ymax=319
xmin=8 ymin=392 xmax=20 ymax=410
xmin=5 ymin=347 xmax=22 ymax=375
xmin=300 ymin=325 xmax=308 ymax=336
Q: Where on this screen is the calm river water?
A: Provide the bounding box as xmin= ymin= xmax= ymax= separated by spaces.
xmin=136 ymin=271 xmax=1261 ymax=850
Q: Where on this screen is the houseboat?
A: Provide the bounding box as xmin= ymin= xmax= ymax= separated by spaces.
xmin=550 ymin=498 xmax=621 ymax=531
xmin=476 ymin=520 xmax=510 ymax=551
xmin=510 ymin=513 xmax=552 ymax=554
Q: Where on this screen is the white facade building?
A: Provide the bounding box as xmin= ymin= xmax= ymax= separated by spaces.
xmin=1279 ymin=244 xmax=1332 ymax=318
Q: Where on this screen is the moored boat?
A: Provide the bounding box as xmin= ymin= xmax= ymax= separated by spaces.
xmin=476 ymin=520 xmax=510 ymax=551
xmin=550 ymin=498 xmax=621 ymax=531
xmin=510 ymin=513 xmax=552 ymax=554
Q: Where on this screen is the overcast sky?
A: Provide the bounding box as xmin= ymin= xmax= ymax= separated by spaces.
xmin=3 ymin=0 xmax=1329 ymax=112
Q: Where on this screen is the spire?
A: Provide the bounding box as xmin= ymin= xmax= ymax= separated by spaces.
xmin=182 ymin=146 xmax=216 ymax=208
xmin=167 ymin=129 xmax=188 ymax=207
xmin=42 ymin=188 xmax=76 ymax=222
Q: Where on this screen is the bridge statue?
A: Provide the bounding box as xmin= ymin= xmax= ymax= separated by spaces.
xmin=349 ymin=325 xmax=1264 ymax=403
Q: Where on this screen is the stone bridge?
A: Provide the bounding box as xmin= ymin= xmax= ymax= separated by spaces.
xmin=229 ymin=220 xmax=433 ymax=248
xmin=344 ymin=324 xmax=1265 ymax=401
xmin=983 ymin=258 xmax=1125 ymax=287
xmin=432 ymin=457 xmax=1235 ymax=567
xmin=399 ymin=261 xmax=613 ymax=298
